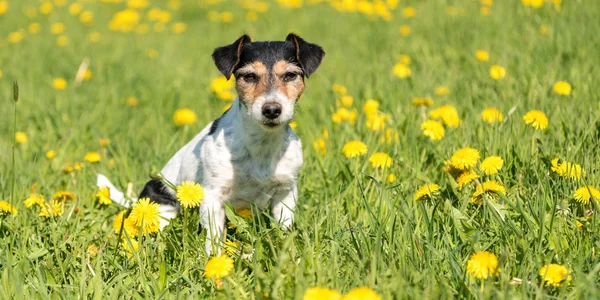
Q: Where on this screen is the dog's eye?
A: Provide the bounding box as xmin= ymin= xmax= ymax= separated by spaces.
xmin=283 ymin=72 xmax=298 ymax=81
xmin=243 ymin=73 xmax=257 ymax=82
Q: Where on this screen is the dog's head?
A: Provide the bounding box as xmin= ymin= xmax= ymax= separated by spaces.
xmin=212 ymin=34 xmax=325 ymax=129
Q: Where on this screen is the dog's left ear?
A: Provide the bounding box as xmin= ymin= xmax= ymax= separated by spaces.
xmin=286 ymin=33 xmax=325 ymax=78
xmin=212 ymin=34 xmax=252 ymax=80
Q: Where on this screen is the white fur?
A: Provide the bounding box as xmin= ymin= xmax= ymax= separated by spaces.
xmin=99 ymin=97 xmax=302 ymax=254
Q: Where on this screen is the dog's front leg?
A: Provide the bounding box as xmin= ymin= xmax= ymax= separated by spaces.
xmin=271 ymin=184 xmax=297 ymax=228
xmin=199 ymin=193 xmax=225 ymax=255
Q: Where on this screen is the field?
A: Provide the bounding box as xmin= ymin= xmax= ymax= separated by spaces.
xmin=1 ymin=0 xmax=600 ymax=298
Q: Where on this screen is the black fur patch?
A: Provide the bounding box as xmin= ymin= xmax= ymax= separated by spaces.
xmin=208 ymin=118 xmax=220 ymax=135
xmin=139 ymin=179 xmax=179 ymax=208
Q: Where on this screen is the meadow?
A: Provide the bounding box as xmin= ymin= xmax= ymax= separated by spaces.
xmin=1 ymin=0 xmax=600 ymax=298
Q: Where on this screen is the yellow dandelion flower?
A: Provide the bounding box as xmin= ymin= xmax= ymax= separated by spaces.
xmin=363 ymin=99 xmax=380 ymax=115
xmin=369 ymin=152 xmax=393 ymax=169
xmin=173 ymin=108 xmax=197 ymax=126
xmin=421 ymin=120 xmax=445 ymax=141
xmin=53 ymin=78 xmax=67 ymax=90
xmin=449 ymin=147 xmax=480 ymax=170
xmin=121 ymin=238 xmax=139 ymax=258
xmin=481 ymin=107 xmax=503 ymax=124
xmin=69 ymin=3 xmax=82 ymax=15
xmin=552 ymin=160 xmax=584 ymax=179
xmin=332 ymin=107 xmax=358 ymax=124
xmin=0 ymin=200 xmax=17 ymax=216
xmin=412 ymin=97 xmax=433 ymax=107
xmin=129 ymin=198 xmax=160 ymax=235
xmin=24 ymin=194 xmax=45 ymax=208
xmin=434 ymin=86 xmax=450 ymax=96
xmin=398 ymin=54 xmax=411 ymax=65
xmin=479 ymin=156 xmax=504 ymax=175
xmin=87 ymin=244 xmax=98 ymax=257
xmin=113 ymin=211 xmax=140 ymax=237
xmin=85 ymin=151 xmax=101 ymax=163
xmin=50 ymin=22 xmax=64 ymax=35
xmin=343 ymin=287 xmax=381 ymax=300
xmin=313 ymin=138 xmax=326 ymax=155
xmin=53 ymin=191 xmax=75 ymax=201
xmin=365 ymin=113 xmax=389 ymax=131
xmin=176 ymin=181 xmax=205 ymax=208
xmin=456 ymin=170 xmax=478 ymax=190
xmin=125 ymin=96 xmax=139 ymax=107
xmin=236 ymin=208 xmax=253 ymax=219
xmin=476 ymin=50 xmax=489 ymax=61
xmin=387 ymin=174 xmax=396 ymax=183
xmin=340 ymin=95 xmax=353 ymax=107
xmin=489 ymin=65 xmax=506 ymax=80
xmin=204 ymin=255 xmax=234 ymax=279
xmin=303 ymin=287 xmax=342 ymax=300
xmin=332 ymin=84 xmax=347 ymax=95
xmin=29 ymin=22 xmax=41 ymax=34
xmin=8 ymin=31 xmax=25 ymax=43
xmin=89 ymin=31 xmax=101 ymax=42
xmin=15 ymin=132 xmax=28 ymax=144
xmin=80 ymin=11 xmax=94 ymax=25
xmin=393 ymin=63 xmax=411 ymax=78
xmin=224 ymin=240 xmax=239 ymax=257
xmin=553 ymin=81 xmax=572 ymax=96
xmin=523 ymin=110 xmax=548 ymax=130
xmin=380 ymin=128 xmax=399 ymax=144
xmin=466 ymin=251 xmax=500 ymax=279
xmin=402 ymin=6 xmax=416 ymax=17
xmin=414 ymin=184 xmax=441 ymax=201
xmin=530 ymin=0 xmax=544 ymax=8
xmin=171 ymin=22 xmax=187 ymax=33
xmin=39 ymin=200 xmax=64 ymax=218
xmin=573 ymin=186 xmax=600 ymax=205
xmin=56 ymin=35 xmax=69 ymax=47
xmin=0 ymin=1 xmax=7 ymax=16
xmin=342 ymin=141 xmax=367 ymax=158
xmin=96 ymin=187 xmax=112 ymax=205
xmin=471 ymin=181 xmax=506 ymax=204
xmin=429 ymin=105 xmax=460 ymax=128
xmin=539 ymin=264 xmax=571 ymax=287
xmin=83 ymin=70 xmax=92 ymax=80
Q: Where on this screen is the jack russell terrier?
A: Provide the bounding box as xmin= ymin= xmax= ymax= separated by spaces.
xmin=98 ymin=33 xmax=325 ymax=254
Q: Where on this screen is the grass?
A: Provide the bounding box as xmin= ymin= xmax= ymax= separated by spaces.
xmin=1 ymin=0 xmax=600 ymax=298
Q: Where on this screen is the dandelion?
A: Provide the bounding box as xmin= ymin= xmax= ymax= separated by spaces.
xmin=303 ymin=287 xmax=342 ymax=300
xmin=28 ymin=22 xmax=41 ymax=34
xmin=204 ymin=255 xmax=235 ymax=279
xmin=313 ymin=138 xmax=326 ymax=155
xmin=0 ymin=1 xmax=7 ymax=16
xmin=456 ymin=170 xmax=479 ymax=190
xmin=471 ymin=181 xmax=506 ymax=204
xmin=125 ymin=96 xmax=139 ymax=107
xmin=224 ymin=240 xmax=240 ymax=257
xmin=475 ymin=50 xmax=489 ymax=61
xmin=53 ymin=78 xmax=67 ymax=90
xmin=363 ymin=99 xmax=380 ymax=115
xmin=489 ymin=65 xmax=506 ymax=80
xmin=340 ymin=95 xmax=353 ymax=107
xmin=480 ymin=156 xmax=504 ymax=175
xmin=332 ymin=84 xmax=347 ymax=95
xmin=128 ymin=198 xmax=160 ymax=235
xmin=342 ymin=141 xmax=367 ymax=158
xmin=121 ymin=238 xmax=139 ymax=258
xmin=332 ymin=108 xmax=358 ymax=124
xmin=0 ymin=200 xmax=17 ymax=216
xmin=481 ymin=107 xmax=503 ymax=123
xmin=539 ymin=264 xmax=570 ymax=287
xmin=551 ymin=158 xmax=584 ymax=179
xmin=429 ymin=105 xmax=460 ymax=128
xmin=85 ymin=151 xmax=101 ymax=163
xmin=176 ymin=181 xmax=205 ymax=208
xmin=50 ymin=22 xmax=64 ymax=35
xmin=434 ymin=86 xmax=450 ymax=96
xmin=414 ymin=184 xmax=441 ymax=201
xmin=412 ymin=97 xmax=433 ymax=107
xmin=402 ymin=6 xmax=416 ymax=17
xmin=466 ymin=251 xmax=500 ymax=279
xmin=398 ymin=54 xmax=411 ymax=65
xmin=449 ymin=147 xmax=480 ymax=170
xmin=87 ymin=244 xmax=99 ymax=257
xmin=24 ymin=194 xmax=45 ymax=208
xmin=171 ymin=22 xmax=187 ymax=33
xmin=573 ymin=186 xmax=600 ymax=205
xmin=80 ymin=11 xmax=94 ymax=25
xmin=236 ymin=208 xmax=252 ymax=219
xmin=421 ymin=120 xmax=445 ymax=141
xmin=15 ymin=132 xmax=28 ymax=144
xmin=89 ymin=31 xmax=101 ymax=43
xmin=553 ymin=81 xmax=572 ymax=96
xmin=113 ymin=210 xmax=140 ymax=237
xmin=387 ymin=174 xmax=396 ymax=183
xmin=173 ymin=108 xmax=197 ymax=126
xmin=365 ymin=113 xmax=389 ymax=131
xmin=8 ymin=31 xmax=25 ymax=43
xmin=69 ymin=3 xmax=82 ymax=15
xmin=523 ymin=110 xmax=548 ymax=130
xmin=96 ymin=187 xmax=112 ymax=205
xmin=393 ymin=63 xmax=411 ymax=78
xmin=343 ymin=287 xmax=381 ymax=300
xmin=369 ymin=152 xmax=393 ymax=169
xmin=39 ymin=200 xmax=64 ymax=218
xmin=53 ymin=191 xmax=75 ymax=201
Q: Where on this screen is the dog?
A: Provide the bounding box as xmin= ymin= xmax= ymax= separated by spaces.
xmin=98 ymin=33 xmax=325 ymax=254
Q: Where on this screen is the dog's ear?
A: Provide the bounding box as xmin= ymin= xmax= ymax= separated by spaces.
xmin=212 ymin=34 xmax=252 ymax=80
xmin=286 ymin=33 xmax=325 ymax=78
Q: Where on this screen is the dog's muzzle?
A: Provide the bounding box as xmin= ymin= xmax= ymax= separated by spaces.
xmin=262 ymin=103 xmax=282 ymax=120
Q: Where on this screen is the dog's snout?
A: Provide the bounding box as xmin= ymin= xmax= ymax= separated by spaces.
xmin=262 ymin=103 xmax=282 ymax=120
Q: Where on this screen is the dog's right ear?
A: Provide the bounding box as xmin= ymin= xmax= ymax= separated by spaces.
xmin=212 ymin=34 xmax=252 ymax=80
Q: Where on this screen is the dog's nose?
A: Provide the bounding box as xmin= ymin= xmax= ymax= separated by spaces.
xmin=262 ymin=103 xmax=282 ymax=120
